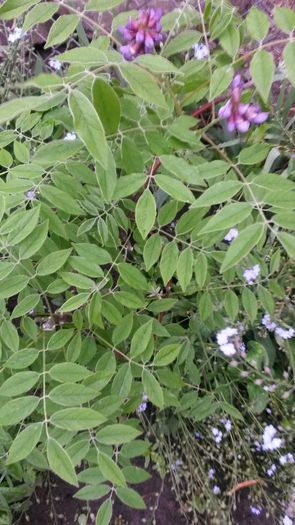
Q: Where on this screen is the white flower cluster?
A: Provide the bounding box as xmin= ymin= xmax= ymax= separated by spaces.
xmin=283 ymin=516 xmax=293 ymax=525
xmin=220 ymin=418 xmax=232 ymax=432
xmin=266 ymin=463 xmax=276 ymax=477
xmin=8 ymin=27 xmax=22 ymax=43
xmin=250 ymin=505 xmax=262 ymax=516
xmin=216 ymin=327 xmax=244 ymax=356
xmin=261 ymin=314 xmax=295 ymax=340
xmin=243 ymin=264 xmax=260 ymax=284
xmin=192 ymin=42 xmax=209 ymax=60
xmin=224 ymin=228 xmax=238 ymax=243
xmin=64 ymin=132 xmax=77 ymax=141
xmin=262 ymin=425 xmax=283 ymax=451
xmin=49 ymin=58 xmax=62 ymax=71
xmin=279 ymin=453 xmax=294 ymax=465
xmin=212 ymin=427 xmax=223 ymax=444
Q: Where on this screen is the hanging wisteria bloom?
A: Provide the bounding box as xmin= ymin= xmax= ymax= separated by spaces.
xmin=243 ymin=264 xmax=260 ymax=284
xmin=262 ymin=425 xmax=283 ymax=451
xmin=119 ymin=8 xmax=164 ymax=61
xmin=224 ymin=228 xmax=238 ymax=243
xmin=219 ymin=74 xmax=268 ymax=133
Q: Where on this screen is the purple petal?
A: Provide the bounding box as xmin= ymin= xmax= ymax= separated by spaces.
xmin=236 ymin=117 xmax=250 ymax=133
xmin=232 ymin=74 xmax=242 ymax=89
xmin=219 ymin=100 xmax=232 ymax=119
xmin=144 ymin=33 xmax=155 ymax=53
xmin=252 ymin=111 xmax=269 ymax=124
xmin=155 ymin=8 xmax=162 ymax=21
xmin=120 ymin=45 xmax=132 ymax=60
xmin=238 ymin=103 xmax=249 ymax=115
xmin=227 ymin=117 xmax=236 ymax=133
xmin=136 ymin=29 xmax=145 ymax=44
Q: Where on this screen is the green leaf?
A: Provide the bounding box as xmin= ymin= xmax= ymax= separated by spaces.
xmin=136 ymin=54 xmax=180 ymax=74
xmin=33 ymin=139 xmax=81 ymax=167
xmin=57 ymin=47 xmax=106 ymax=65
xmin=0 ymin=371 xmax=39 ymax=397
xmin=10 ymin=294 xmax=39 ymax=320
xmin=36 ymin=248 xmax=72 ymax=276
xmin=250 ymin=50 xmax=274 ymax=102
xmin=111 ymin=364 xmax=132 ymax=398
xmin=96 ymin=148 xmax=117 ymax=203
xmin=194 ymin=252 xmax=207 ymax=288
xmin=246 ymin=7 xmax=269 ymax=40
xmin=68 ymin=90 xmax=108 ymax=169
xmin=273 ymin=7 xmax=295 ymax=33
xmin=0 ymin=275 xmax=29 ymax=300
xmin=119 ymin=63 xmax=167 ymax=108
xmin=61 ymin=273 xmax=94 ymax=290
xmin=23 ymin=2 xmax=58 ymax=32
xmin=239 ymin=144 xmax=270 ymax=166
xmin=154 ymin=343 xmax=181 ymax=367
xmin=48 ymin=329 xmax=74 ymax=350
xmin=220 ymin=402 xmax=244 ymax=421
xmin=221 ymin=223 xmax=265 ymax=272
xmin=135 ymin=189 xmax=156 ymax=239
xmin=92 ymin=78 xmax=121 ymax=136
xmin=0 ymin=0 xmax=39 ymax=20
xmin=19 ymin=221 xmax=48 ymax=259
xmin=273 ymin=212 xmax=295 ymax=230
xmin=51 ymin=408 xmax=106 ymax=431
xmin=5 ymin=348 xmax=39 ymax=369
xmin=86 ymin=0 xmax=123 ymax=11
xmin=114 ymin=174 xmax=145 ymax=199
xmin=192 ymin=181 xmax=242 ymax=208
xmin=219 ymin=23 xmax=240 ymax=57
xmin=59 ymin=293 xmax=89 ymax=313
xmin=114 ymin=291 xmax=145 ymax=310
xmin=242 ymin=288 xmax=257 ymax=323
xmin=74 ymin=485 xmax=110 ymax=501
xmin=47 ymin=438 xmax=78 ymax=487
xmin=155 ymin=175 xmax=195 ymax=204
xmin=96 ymin=499 xmax=113 ymax=525
xmin=224 ymin=290 xmax=239 ymax=321
xmin=160 ymin=241 xmax=178 ymax=286
xmin=6 ymin=422 xmax=43 ymax=464
xmin=277 ymin=232 xmax=295 ymax=259
xmin=209 ymin=66 xmax=233 ymax=101
xmin=116 ymin=487 xmax=146 ymax=510
xmin=142 ymin=370 xmax=164 ymax=409
xmin=7 ymin=206 xmax=40 ymax=246
xmin=118 ymin=263 xmax=148 ymax=291
xmin=98 ymin=452 xmax=126 ymax=487
xmin=199 ymin=203 xmax=252 ymax=234
xmin=130 ymin=319 xmax=153 ymax=359
xmin=176 ymin=247 xmax=193 ymax=292
xmin=49 ymin=363 xmax=92 ymax=383
xmin=49 ymin=383 xmax=97 ymax=407
xmin=96 ymin=424 xmax=141 ymax=445
xmin=0 ymin=96 xmax=47 ymax=124
xmin=143 ymin=234 xmax=162 ymax=271
xmin=0 ymin=319 xmax=19 ymax=351
xmin=0 ymin=396 xmax=39 ymax=425
xmin=40 ymin=185 xmax=83 ymax=215
xmin=45 ymin=15 xmax=79 ymax=48
xmin=283 ymin=42 xmax=295 ymax=87
xmin=162 ymin=30 xmax=201 ymax=57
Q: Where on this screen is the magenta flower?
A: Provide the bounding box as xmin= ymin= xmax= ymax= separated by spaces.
xmin=219 ymin=74 xmax=268 ymax=133
xmin=119 ymin=8 xmax=164 ymax=61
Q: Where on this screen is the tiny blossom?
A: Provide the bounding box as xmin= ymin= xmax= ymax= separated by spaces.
xmin=279 ymin=453 xmax=294 ymax=465
xmin=224 ymin=228 xmax=238 ymax=243
xmin=49 ymin=59 xmax=62 ymax=71
xmin=64 ymin=132 xmax=77 ymax=141
xmin=171 ymin=459 xmax=182 ymax=470
xmin=243 ymin=264 xmax=260 ymax=285
xmin=262 ymin=425 xmax=283 ymax=451
xmin=192 ymin=42 xmax=209 ymax=60
xmin=216 ymin=327 xmax=239 ymax=356
xmin=212 ymin=427 xmax=223 ymax=444
xmin=137 ymin=393 xmax=148 ymax=413
xmin=42 ymin=319 xmax=56 ymax=331
xmin=194 ymin=431 xmax=202 ymax=439
xmin=267 ymin=463 xmax=277 ymax=477
xmin=275 ymin=327 xmax=295 ymax=340
xmin=250 ymin=506 xmax=262 ymax=516
xmin=220 ymin=418 xmax=232 ymax=432
xmin=261 ymin=313 xmax=277 ymax=332
xmin=25 ymin=190 xmax=37 ymax=201
xmin=283 ymin=515 xmax=293 ymax=525
xmin=208 ymin=468 xmax=215 ymax=479
xmin=263 ymin=384 xmax=277 ymax=392
xmin=212 ymin=485 xmax=221 ymax=495
xmin=218 ymin=74 xmax=268 ymax=133
xmin=8 ymin=27 xmax=22 ymax=43
xmin=119 ymin=8 xmax=164 ymax=61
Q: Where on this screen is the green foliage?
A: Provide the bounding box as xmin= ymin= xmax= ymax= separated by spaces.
xmin=0 ymin=1 xmax=294 ymax=524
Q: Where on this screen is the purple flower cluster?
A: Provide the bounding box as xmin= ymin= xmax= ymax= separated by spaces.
xmin=119 ymin=8 xmax=164 ymax=61
xmin=219 ymin=74 xmax=268 ymax=133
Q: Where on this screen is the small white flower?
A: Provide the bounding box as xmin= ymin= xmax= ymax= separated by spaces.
xmin=266 ymin=463 xmax=277 ymax=477
xmin=42 ymin=319 xmax=56 ymax=331
xmin=275 ymin=327 xmax=295 ymax=340
xmin=262 ymin=425 xmax=283 ymax=451
xmin=279 ymin=453 xmax=294 ymax=465
xmin=263 ymin=383 xmax=277 ymax=392
xmin=49 ymin=58 xmax=62 ymax=71
xmin=224 ymin=228 xmax=238 ymax=243
xmin=64 ymin=132 xmax=77 ymax=141
xmin=212 ymin=485 xmax=221 ymax=495
xmin=212 ymin=427 xmax=223 ymax=444
xmin=192 ymin=42 xmax=209 ymax=60
xmin=220 ymin=343 xmax=236 ymax=356
xmin=220 ymin=418 xmax=232 ymax=432
xmin=25 ymin=190 xmax=37 ymax=201
xmin=261 ymin=313 xmax=277 ymax=331
xmin=283 ymin=516 xmax=293 ymax=525
xmin=208 ymin=468 xmax=215 ymax=479
xmin=217 ymin=327 xmax=238 ymax=346
xmin=8 ymin=27 xmax=23 ymax=43
xmin=243 ymin=264 xmax=260 ymax=284
xmin=250 ymin=506 xmax=262 ymax=516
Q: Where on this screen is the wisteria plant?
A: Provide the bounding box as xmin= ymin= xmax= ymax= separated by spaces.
xmin=0 ymin=1 xmax=294 ymax=524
